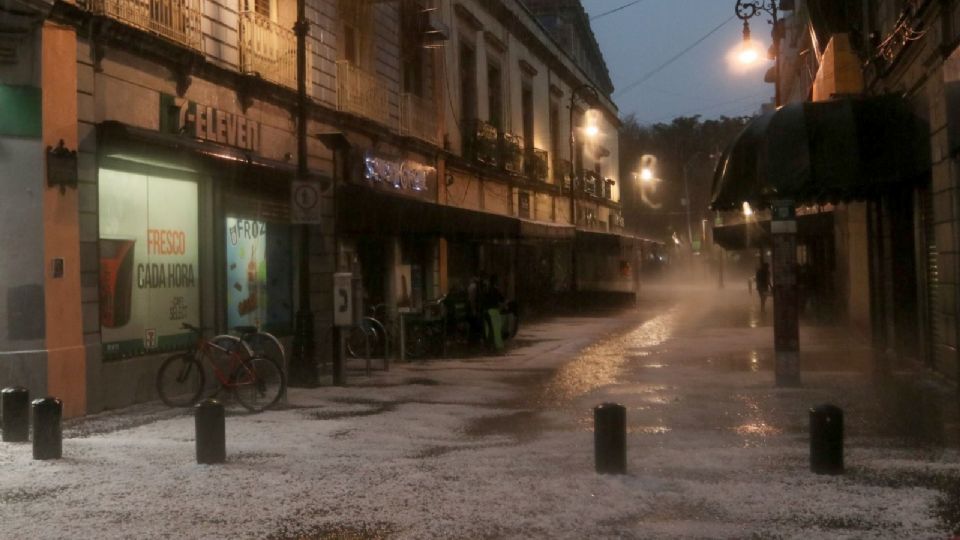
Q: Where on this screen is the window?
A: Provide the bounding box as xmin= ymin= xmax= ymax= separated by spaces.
xmin=224 ymin=218 xmax=292 ymax=333
xmin=487 ymin=60 xmax=503 ymax=129
xmin=339 ymin=0 xmax=372 ymax=66
xmin=549 ymin=99 xmax=560 ymax=168
xmin=99 ymin=168 xmax=199 ymax=359
xmin=573 ymin=108 xmax=584 ymax=174
xmin=521 ymin=80 xmax=534 ymax=153
xmin=401 ymin=0 xmax=427 ymax=96
xmin=249 ymin=0 xmax=269 ymax=18
xmin=459 ymin=41 xmax=477 ymax=123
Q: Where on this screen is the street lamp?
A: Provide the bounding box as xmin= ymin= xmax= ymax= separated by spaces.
xmin=568 ymin=82 xmax=601 ymax=295
xmin=733 ymin=1 xmax=799 ymax=387
xmin=734 ymin=0 xmax=783 ymax=106
xmin=289 ymin=0 xmax=316 ymax=387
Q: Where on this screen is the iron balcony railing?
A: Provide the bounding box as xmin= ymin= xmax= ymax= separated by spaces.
xmin=526 ymin=148 xmax=548 ymax=183
xmin=400 ymin=93 xmax=438 ymax=145
xmin=554 ymin=158 xmax=571 ymax=190
xmin=502 ymin=132 xmax=523 ymax=175
xmin=463 ymin=118 xmax=499 ymax=167
xmin=337 ymin=61 xmax=394 ymax=128
xmin=88 ymin=0 xmax=202 ymax=51
xmin=239 ymin=11 xmax=300 ymax=91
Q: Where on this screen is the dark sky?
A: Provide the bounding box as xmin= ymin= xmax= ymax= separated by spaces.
xmin=581 ymin=0 xmax=775 ymax=125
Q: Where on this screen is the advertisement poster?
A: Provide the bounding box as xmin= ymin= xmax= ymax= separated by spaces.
xmin=225 ymin=218 xmax=292 ymax=332
xmin=99 ymin=169 xmax=199 ymax=359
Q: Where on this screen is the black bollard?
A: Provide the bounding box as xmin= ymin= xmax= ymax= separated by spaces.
xmin=32 ymin=398 xmax=62 ymax=460
xmin=810 ymin=404 xmax=843 ymax=475
xmin=195 ymin=399 xmax=225 ymax=464
xmin=2 ymin=387 xmax=29 ymax=442
xmin=594 ymin=402 xmax=626 ymax=474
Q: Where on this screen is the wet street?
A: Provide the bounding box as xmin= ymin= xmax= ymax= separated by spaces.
xmin=2 ymin=283 xmax=959 ymax=539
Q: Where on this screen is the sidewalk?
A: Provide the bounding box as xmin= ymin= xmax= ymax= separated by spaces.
xmin=1 ymin=284 xmax=958 ymax=539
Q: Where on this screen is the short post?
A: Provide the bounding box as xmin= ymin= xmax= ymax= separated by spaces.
xmin=2 ymin=387 xmax=30 ymax=442
xmin=334 ymin=330 xmax=347 ymax=386
xmin=594 ymin=402 xmax=626 ymax=474
xmin=31 ymin=397 xmax=62 ymax=460
xmin=195 ymin=399 xmax=225 ymax=464
xmin=810 ymin=404 xmax=843 ymax=475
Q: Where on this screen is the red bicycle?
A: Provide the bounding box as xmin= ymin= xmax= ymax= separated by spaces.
xmin=156 ymin=323 xmax=285 ymax=412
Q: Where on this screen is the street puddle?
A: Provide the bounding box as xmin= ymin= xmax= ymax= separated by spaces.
xmin=534 ymin=308 xmax=680 ymax=406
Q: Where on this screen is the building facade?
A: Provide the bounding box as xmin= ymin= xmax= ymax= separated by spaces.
xmin=0 ymin=0 xmax=635 ymax=415
xmin=713 ymin=0 xmax=960 ymax=385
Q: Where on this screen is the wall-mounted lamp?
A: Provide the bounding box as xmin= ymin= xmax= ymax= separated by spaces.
xmin=46 ymin=140 xmax=78 ymax=194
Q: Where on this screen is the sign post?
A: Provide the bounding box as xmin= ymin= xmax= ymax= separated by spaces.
xmin=291 ymin=181 xmax=323 ymax=225
xmin=771 ymin=200 xmax=800 ymax=387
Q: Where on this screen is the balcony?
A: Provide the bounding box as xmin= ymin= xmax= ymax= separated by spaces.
xmin=400 ymin=93 xmax=439 ymax=145
xmin=337 ymin=61 xmax=394 ymax=127
xmin=554 ymin=158 xmax=572 ymax=191
xmin=88 ymin=0 xmax=202 ymax=52
xmin=525 ymin=148 xmax=548 ymax=183
xmin=502 ymin=133 xmax=523 ymax=175
xmin=239 ymin=11 xmax=300 ymax=91
xmin=463 ymin=118 xmax=499 ymax=167
xmin=581 ymin=169 xmax=600 ymax=197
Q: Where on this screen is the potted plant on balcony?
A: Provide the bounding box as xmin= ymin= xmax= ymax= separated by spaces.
xmin=527 ymin=148 xmax=549 ymax=183
xmin=474 ymin=120 xmax=499 ymax=167
xmin=502 ymin=133 xmax=523 ymax=174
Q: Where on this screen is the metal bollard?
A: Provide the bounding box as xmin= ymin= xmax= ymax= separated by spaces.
xmin=594 ymin=403 xmax=626 ymax=474
xmin=32 ymin=398 xmax=62 ymax=460
xmin=2 ymin=387 xmax=29 ymax=442
xmin=195 ymin=399 xmax=225 ymax=464
xmin=810 ymin=404 xmax=843 ymax=475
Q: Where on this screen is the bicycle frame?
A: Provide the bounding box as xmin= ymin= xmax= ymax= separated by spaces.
xmin=189 ymin=334 xmax=258 ymax=390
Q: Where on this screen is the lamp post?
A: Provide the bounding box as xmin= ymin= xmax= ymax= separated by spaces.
xmin=568 ymin=83 xmax=600 ymax=296
xmin=734 ymin=0 xmax=799 ymax=387
xmin=734 ymin=0 xmax=783 ymax=106
xmin=289 ymin=0 xmax=316 ymax=387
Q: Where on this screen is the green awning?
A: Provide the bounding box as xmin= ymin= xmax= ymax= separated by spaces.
xmin=711 ymin=95 xmax=930 ymax=210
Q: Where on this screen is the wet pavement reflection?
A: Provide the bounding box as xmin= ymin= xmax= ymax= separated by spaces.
xmin=508 ymin=283 xmax=960 ymax=535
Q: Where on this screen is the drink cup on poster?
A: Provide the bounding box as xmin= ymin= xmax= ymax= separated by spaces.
xmin=100 ymin=237 xmax=137 ymax=328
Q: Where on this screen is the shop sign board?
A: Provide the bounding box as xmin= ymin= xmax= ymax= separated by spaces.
xmin=290 ymin=181 xmax=323 ymax=224
xmin=99 ymin=169 xmax=199 ymax=359
xmin=358 ymin=150 xmax=437 ymax=201
xmin=160 ymin=94 xmax=260 ymax=153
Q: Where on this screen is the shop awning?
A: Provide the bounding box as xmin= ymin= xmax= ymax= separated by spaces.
xmin=338 ymin=184 xmax=519 ymax=239
xmin=98 ymin=121 xmax=330 ymax=186
xmin=711 ymin=95 xmax=930 ymax=210
xmin=519 ymin=219 xmax=574 ymax=240
xmin=712 ymin=209 xmax=835 ymax=250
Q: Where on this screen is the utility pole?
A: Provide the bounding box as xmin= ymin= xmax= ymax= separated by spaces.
xmin=289 ymin=0 xmax=316 ymax=387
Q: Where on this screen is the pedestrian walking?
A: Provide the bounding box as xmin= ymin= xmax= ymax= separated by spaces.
xmin=755 ymin=262 xmax=771 ymax=313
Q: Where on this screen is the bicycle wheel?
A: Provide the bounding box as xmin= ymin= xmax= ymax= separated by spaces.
xmin=347 ymin=319 xmax=379 ymax=358
xmin=232 ymin=356 xmax=285 ymax=412
xmin=245 ymin=332 xmax=286 ymax=370
xmin=156 ymin=353 xmax=205 ymax=407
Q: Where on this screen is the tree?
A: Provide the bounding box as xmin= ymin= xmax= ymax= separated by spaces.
xmin=620 ymin=114 xmax=752 ymax=245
